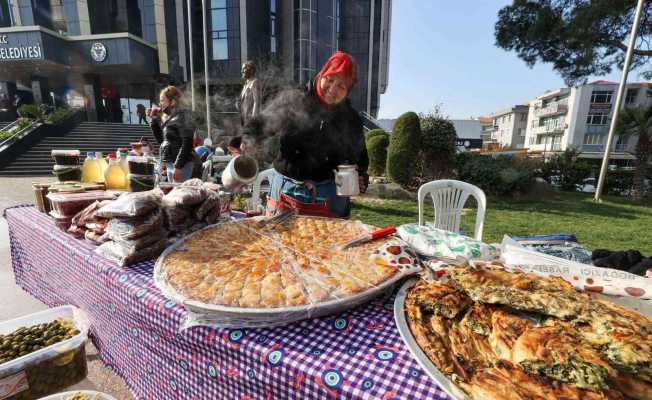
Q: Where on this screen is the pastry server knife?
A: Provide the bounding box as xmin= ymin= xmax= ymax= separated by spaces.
xmin=336 ymin=226 xmax=397 ymax=250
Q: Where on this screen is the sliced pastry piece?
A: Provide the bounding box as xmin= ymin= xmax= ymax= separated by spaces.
xmin=405 ymin=299 xmax=455 ymax=375
xmin=611 ymin=372 xmax=652 ymax=400
xmin=511 ymin=324 xmax=615 ymax=391
xmin=459 ymin=303 xmax=494 ymax=336
xmin=460 ymin=361 xmax=622 ymax=400
xmin=405 ymin=280 xmax=471 ymax=319
xmin=449 ymin=318 xmax=497 ymax=379
xmin=488 ymin=308 xmax=532 ymax=361
xmin=448 ymin=267 xmax=594 ymax=320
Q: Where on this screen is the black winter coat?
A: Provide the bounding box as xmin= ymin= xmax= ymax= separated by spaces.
xmin=150 ymin=109 xmax=195 ymax=169
xmin=242 ymin=80 xmax=368 ymax=182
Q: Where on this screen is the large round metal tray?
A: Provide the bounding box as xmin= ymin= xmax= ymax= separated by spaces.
xmin=394 ymin=278 xmax=467 ymax=400
xmin=154 ymin=217 xmax=421 ymax=327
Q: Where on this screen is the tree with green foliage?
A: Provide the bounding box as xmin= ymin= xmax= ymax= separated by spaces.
xmin=616 ymin=105 xmax=652 ymax=201
xmin=495 ymin=0 xmax=652 ymax=85
xmin=386 ymin=112 xmax=421 ymax=187
xmin=366 ymin=133 xmax=390 ymax=176
xmin=419 ymin=107 xmax=457 ymax=180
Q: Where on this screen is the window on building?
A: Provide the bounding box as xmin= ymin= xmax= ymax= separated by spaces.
xmin=583 ymin=133 xmax=603 ymax=145
xmin=0 ymin=0 xmax=14 ymax=27
xmin=590 ymin=91 xmax=613 ymax=104
xmin=270 ymin=0 xmax=277 ymax=55
xmin=210 ymin=0 xmax=228 ymax=61
xmin=520 ymin=113 xmax=527 ymax=122
xmin=586 ymin=113 xmax=609 ymax=125
xmin=625 ymin=88 xmax=638 ymax=105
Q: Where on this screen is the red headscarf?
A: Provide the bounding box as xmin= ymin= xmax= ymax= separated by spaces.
xmin=315 ymin=51 xmax=357 ymax=106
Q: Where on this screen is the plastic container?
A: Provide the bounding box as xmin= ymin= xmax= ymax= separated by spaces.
xmin=52 ymin=165 xmax=82 ymax=182
xmin=127 ymin=155 xmax=155 ymax=175
xmin=32 ymin=182 xmax=52 ymax=213
xmin=50 ymin=150 xmax=80 ymax=166
xmin=128 ymin=174 xmax=155 ymax=192
xmin=104 ymin=157 xmax=128 ymax=190
xmin=46 ymin=191 xmax=117 ymax=217
xmin=0 ymin=306 xmax=89 ymax=400
xmin=81 ymin=152 xmax=103 ymax=183
xmin=40 ymin=390 xmax=118 ymax=400
xmin=117 ymin=150 xmax=129 ymax=175
xmin=95 ymin=152 xmax=109 ymax=179
xmin=49 ymin=211 xmax=74 ymax=231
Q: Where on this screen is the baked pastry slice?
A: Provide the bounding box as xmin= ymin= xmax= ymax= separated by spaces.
xmin=405 ymin=280 xmax=471 ymax=319
xmin=460 ymin=361 xmax=622 ymax=400
xmin=405 ymin=298 xmax=455 ymax=375
xmin=448 ymin=267 xmax=594 ymax=320
xmin=511 ymin=324 xmax=615 ymax=391
xmin=488 ymin=308 xmax=533 ymax=361
xmin=611 ymin=372 xmax=652 ymax=400
xmin=449 ymin=318 xmax=497 ymax=379
xmin=459 ymin=303 xmax=494 ymax=336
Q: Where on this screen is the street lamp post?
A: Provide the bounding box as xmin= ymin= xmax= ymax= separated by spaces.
xmin=187 ymin=0 xmax=195 ymax=112
xmin=594 ymin=0 xmax=646 ymax=202
xmin=202 ymin=0 xmax=211 ymax=140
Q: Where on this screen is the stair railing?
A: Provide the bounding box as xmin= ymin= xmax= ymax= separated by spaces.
xmin=0 ymin=119 xmax=42 ymax=153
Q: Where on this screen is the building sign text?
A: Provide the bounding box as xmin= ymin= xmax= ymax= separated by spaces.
xmin=0 ymin=35 xmax=43 ymax=60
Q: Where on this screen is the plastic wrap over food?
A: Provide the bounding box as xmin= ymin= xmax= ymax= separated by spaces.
xmin=162 ymin=179 xmax=207 ymax=207
xmin=163 ymin=205 xmax=192 ymax=232
xmin=195 ymin=191 xmax=220 ymax=221
xmin=95 ymin=239 xmax=167 ymax=267
xmin=112 ymin=228 xmax=167 ymax=251
xmin=153 ymin=216 xmax=422 ymax=329
xmin=96 ymin=189 xmax=163 ymax=218
xmin=397 ymin=224 xmax=499 ymax=261
xmin=105 ymin=209 xmax=163 ymax=240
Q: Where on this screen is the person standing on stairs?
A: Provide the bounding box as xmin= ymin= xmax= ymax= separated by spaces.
xmin=147 ymin=86 xmax=196 ymax=183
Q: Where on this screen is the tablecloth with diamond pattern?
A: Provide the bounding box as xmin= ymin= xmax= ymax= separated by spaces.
xmin=4 ymin=205 xmax=449 ymax=400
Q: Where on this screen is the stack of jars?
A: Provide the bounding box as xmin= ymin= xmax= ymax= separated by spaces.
xmin=126 ymin=155 xmax=156 ymax=192
xmin=51 ymin=150 xmax=81 ymax=182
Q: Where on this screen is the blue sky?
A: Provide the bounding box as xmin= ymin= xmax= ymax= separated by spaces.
xmin=377 ymin=1 xmax=642 ymax=119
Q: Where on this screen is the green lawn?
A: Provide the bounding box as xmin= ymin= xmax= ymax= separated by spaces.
xmin=351 ymin=191 xmax=652 ymax=254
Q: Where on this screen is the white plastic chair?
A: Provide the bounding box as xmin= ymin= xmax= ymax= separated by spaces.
xmin=250 ymin=168 xmax=276 ymax=212
xmin=417 ymin=180 xmax=486 ymax=240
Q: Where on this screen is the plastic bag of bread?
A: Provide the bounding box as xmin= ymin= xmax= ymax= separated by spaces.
xmin=95 ymin=239 xmax=167 ymax=266
xmin=162 ymin=179 xmax=207 ymax=207
xmin=105 ymin=209 xmax=163 ymax=240
xmin=96 ymin=189 xmax=163 ymax=218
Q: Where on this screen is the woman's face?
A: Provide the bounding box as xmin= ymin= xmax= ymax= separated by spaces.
xmin=319 ymin=74 xmax=348 ymax=105
xmin=159 ymin=94 xmax=175 ymax=110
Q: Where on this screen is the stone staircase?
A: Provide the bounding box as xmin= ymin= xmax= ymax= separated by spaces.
xmin=0 ymin=122 xmax=156 ymax=177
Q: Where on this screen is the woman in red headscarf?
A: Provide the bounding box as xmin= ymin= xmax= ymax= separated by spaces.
xmin=242 ymin=51 xmax=368 ymax=218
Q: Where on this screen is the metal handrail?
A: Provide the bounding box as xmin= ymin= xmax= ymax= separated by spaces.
xmin=0 ymin=119 xmax=41 ymax=152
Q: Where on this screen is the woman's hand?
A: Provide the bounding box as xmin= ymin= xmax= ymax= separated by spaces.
xmin=359 ymin=174 xmax=369 ymax=194
xmin=173 ymin=168 xmax=183 ymax=182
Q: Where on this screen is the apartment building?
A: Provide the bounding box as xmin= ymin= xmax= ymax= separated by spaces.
xmin=524 ymin=81 xmax=651 ymax=160
xmin=485 ymin=105 xmax=529 ymax=149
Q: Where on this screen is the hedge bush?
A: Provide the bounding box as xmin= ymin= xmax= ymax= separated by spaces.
xmin=386 ymin=112 xmax=421 ymax=187
xmin=366 ymin=129 xmax=387 ymax=141
xmin=540 ymin=149 xmax=592 ymax=191
xmin=366 ymin=133 xmax=390 ymax=176
xmin=456 ymin=154 xmax=536 ymax=196
xmin=18 ymin=104 xmax=43 ymax=120
xmin=419 ymin=113 xmax=457 ymax=180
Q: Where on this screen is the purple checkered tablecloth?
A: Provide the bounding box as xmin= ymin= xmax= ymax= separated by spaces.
xmin=5 ymin=205 xmax=450 ymax=400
